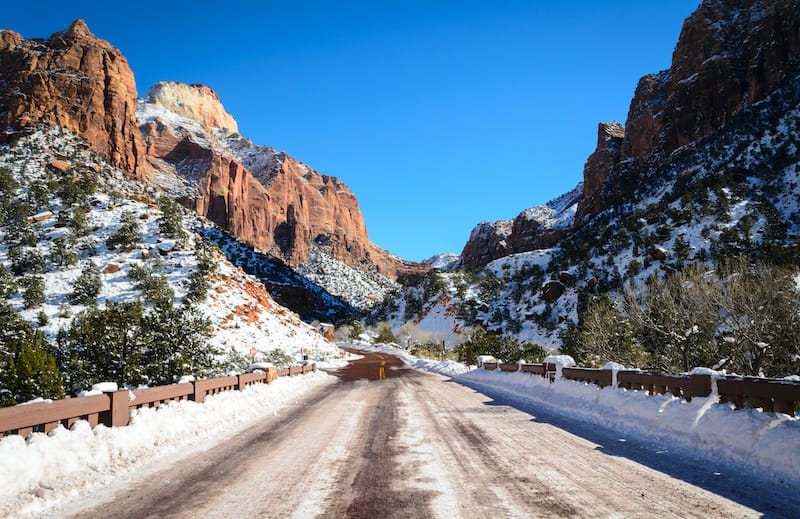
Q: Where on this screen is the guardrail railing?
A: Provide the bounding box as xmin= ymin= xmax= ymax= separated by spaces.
xmin=0 ymin=364 xmax=317 ymax=438
xmin=478 ymin=362 xmax=800 ymax=416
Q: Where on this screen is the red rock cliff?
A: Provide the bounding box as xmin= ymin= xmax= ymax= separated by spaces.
xmin=576 ymin=0 xmax=800 ymax=222
xmin=138 ymin=82 xmax=424 ymax=280
xmin=0 ymin=20 xmax=143 ymax=178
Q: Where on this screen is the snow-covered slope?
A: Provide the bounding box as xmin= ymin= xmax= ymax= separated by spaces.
xmin=0 ymin=127 xmax=338 ymax=387
xmin=374 ymin=77 xmax=800 ymax=353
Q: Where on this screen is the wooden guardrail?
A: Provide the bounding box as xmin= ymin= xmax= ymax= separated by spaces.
xmin=0 ymin=363 xmax=317 ymax=438
xmin=480 ymin=362 xmax=800 ymax=416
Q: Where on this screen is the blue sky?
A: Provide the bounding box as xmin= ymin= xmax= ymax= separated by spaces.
xmin=3 ymin=1 xmax=700 ymax=261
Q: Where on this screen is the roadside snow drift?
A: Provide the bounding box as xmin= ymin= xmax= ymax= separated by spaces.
xmin=457 ymin=369 xmax=800 ymax=487
xmin=0 ymin=372 xmax=334 ymax=519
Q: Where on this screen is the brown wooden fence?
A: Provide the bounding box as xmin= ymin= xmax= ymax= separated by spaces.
xmin=480 ymin=362 xmax=800 ymax=416
xmin=0 ymin=364 xmax=317 ymax=438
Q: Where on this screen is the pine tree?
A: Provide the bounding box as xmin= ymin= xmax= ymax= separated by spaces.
xmin=106 ymin=209 xmax=140 ymax=251
xmin=57 ymin=301 xmax=145 ymax=390
xmin=0 ymin=303 xmax=65 ymax=406
xmin=70 ymin=261 xmax=102 ymax=305
xmin=21 ymin=275 xmax=45 ymax=309
xmin=0 ymin=264 xmax=16 ymax=298
xmin=157 ymin=196 xmax=188 ymax=244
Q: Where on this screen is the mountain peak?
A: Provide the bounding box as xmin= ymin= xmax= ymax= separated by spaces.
xmin=60 ymin=19 xmax=93 ymax=39
xmin=141 ymin=81 xmax=239 ymax=134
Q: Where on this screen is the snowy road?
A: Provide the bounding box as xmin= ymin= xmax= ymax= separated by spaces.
xmin=66 ymin=352 xmax=791 ymax=518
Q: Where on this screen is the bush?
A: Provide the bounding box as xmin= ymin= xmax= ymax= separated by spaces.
xmin=57 ymin=301 xmax=216 ymax=389
xmin=106 ymin=210 xmax=140 ymax=251
xmin=128 ymin=262 xmax=174 ymax=307
xmin=185 ymin=270 xmax=208 ymax=303
xmin=455 ymin=327 xmax=547 ymax=364
xmin=157 ymin=196 xmax=188 ymax=244
xmin=70 ymin=261 xmax=102 ymax=305
xmin=0 ymin=265 xmax=16 ymax=298
xmin=50 ymin=236 xmax=79 ymax=267
xmin=21 ymin=275 xmax=45 ymax=309
xmin=263 ymin=348 xmax=294 ymax=368
xmin=375 ymin=322 xmax=396 ymax=344
xmin=0 ymin=303 xmax=65 ymax=406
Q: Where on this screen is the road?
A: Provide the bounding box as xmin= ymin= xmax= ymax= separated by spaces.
xmin=65 ymin=351 xmax=796 ymax=518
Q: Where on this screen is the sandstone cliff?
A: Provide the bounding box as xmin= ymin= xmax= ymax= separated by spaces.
xmin=461 ymin=185 xmax=580 ymax=270
xmin=138 ymin=81 xmax=424 ymax=281
xmin=576 ymin=0 xmax=800 ymax=222
xmin=0 ymin=20 xmax=143 ymax=178
xmin=463 ymin=0 xmax=800 ymax=268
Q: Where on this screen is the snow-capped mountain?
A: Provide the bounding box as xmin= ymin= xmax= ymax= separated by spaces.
xmin=137 ymin=81 xmax=414 ymax=313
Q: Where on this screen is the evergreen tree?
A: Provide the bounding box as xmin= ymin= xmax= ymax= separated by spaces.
xmin=185 ymin=270 xmax=208 ymax=303
xmin=50 ymin=235 xmax=79 ymax=267
xmin=106 ymin=209 xmax=140 ymax=251
xmin=21 ymin=275 xmax=45 ymax=309
xmin=157 ymin=196 xmax=188 ymax=244
xmin=138 ymin=302 xmax=215 ymax=384
xmin=57 ymin=301 xmax=145 ymax=390
xmin=0 ymin=264 xmax=16 ymax=298
xmin=0 ymin=303 xmax=64 ymax=406
xmin=57 ymin=301 xmax=217 ymax=390
xmin=70 ymin=261 xmax=102 ymax=305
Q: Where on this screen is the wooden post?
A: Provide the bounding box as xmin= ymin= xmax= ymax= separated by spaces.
xmin=104 ymin=390 xmax=130 ymax=428
xmin=689 ymin=373 xmax=712 ymax=401
xmin=192 ymin=380 xmax=207 ymax=403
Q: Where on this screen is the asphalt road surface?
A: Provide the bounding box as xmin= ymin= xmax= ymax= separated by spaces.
xmin=64 ymin=351 xmax=797 ymax=518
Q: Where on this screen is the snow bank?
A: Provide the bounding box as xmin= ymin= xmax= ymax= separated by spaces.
xmin=0 ymin=372 xmax=334 ymax=519
xmin=456 ymin=369 xmax=800 ymax=487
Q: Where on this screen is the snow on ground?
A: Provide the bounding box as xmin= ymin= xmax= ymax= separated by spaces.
xmin=0 ymin=371 xmax=335 ymax=519
xmin=456 ymin=368 xmax=800 ymax=489
xmin=346 ymin=341 xmax=800 ymax=488
xmin=200 ymin=255 xmax=341 ymax=366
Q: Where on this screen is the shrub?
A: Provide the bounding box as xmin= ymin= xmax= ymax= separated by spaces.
xmin=21 ymin=275 xmax=45 ymax=309
xmin=157 ymin=196 xmax=188 ymax=244
xmin=0 ymin=303 xmax=64 ymax=406
xmin=185 ymin=270 xmax=208 ymax=303
xmin=106 ymin=210 xmax=140 ymax=251
xmin=70 ymin=261 xmax=102 ymax=305
xmin=57 ymin=301 xmax=216 ymax=389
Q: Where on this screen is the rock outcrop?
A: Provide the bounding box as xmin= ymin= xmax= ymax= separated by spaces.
xmin=460 ymin=184 xmax=581 ymax=270
xmin=0 ymin=20 xmax=143 ymax=178
xmin=138 ymin=82 xmax=425 ymax=280
xmin=576 ymin=0 xmax=800 ymax=222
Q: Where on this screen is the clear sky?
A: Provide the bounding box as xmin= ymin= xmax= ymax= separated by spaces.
xmin=3 ymin=1 xmax=700 ymax=262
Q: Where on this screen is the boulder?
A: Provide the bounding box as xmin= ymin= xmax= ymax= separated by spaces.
xmin=541 ymin=281 xmax=566 ymax=304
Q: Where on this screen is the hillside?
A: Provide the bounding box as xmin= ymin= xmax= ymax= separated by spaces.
xmin=137 ymin=81 xmax=416 ymax=311
xmin=0 ymin=125 xmax=338 ymax=404
xmin=373 ymin=0 xmax=800 ymax=377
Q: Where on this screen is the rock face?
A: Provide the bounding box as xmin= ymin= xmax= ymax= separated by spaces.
xmin=138 ymin=82 xmax=424 ymax=280
xmin=576 ymin=0 xmax=800 ymax=222
xmin=461 ymin=184 xmax=581 ymax=270
xmin=461 ymin=220 xmax=512 ymax=270
xmin=463 ymin=0 xmax=800 ymax=268
xmin=0 ymin=20 xmax=143 ymax=178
